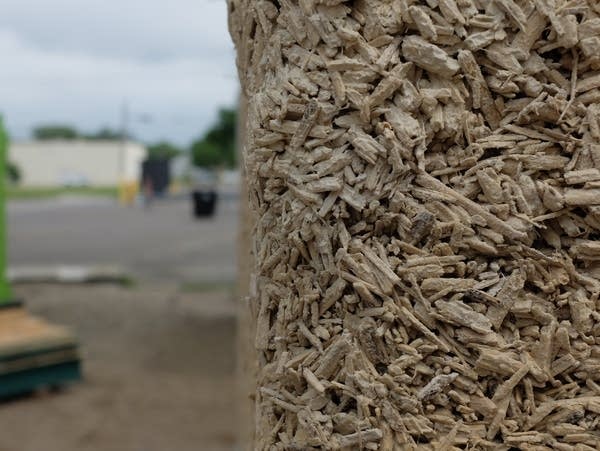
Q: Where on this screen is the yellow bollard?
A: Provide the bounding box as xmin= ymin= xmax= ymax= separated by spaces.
xmin=118 ymin=180 xmax=139 ymax=206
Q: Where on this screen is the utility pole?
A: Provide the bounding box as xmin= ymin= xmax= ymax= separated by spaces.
xmin=118 ymin=100 xmax=130 ymax=204
xmin=120 ymin=100 xmax=130 ymax=179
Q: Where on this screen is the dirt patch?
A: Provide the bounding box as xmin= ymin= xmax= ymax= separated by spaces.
xmin=0 ymin=283 xmax=236 ymax=451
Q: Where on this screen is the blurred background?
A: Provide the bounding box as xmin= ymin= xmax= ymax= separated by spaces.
xmin=0 ymin=1 xmax=241 ymax=450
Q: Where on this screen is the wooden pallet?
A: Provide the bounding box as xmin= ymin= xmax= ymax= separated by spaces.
xmin=0 ymin=306 xmax=81 ymax=398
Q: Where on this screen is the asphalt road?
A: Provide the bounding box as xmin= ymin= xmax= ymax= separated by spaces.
xmin=7 ymin=191 xmax=239 ymax=283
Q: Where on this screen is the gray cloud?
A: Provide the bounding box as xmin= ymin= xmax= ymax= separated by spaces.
xmin=0 ymin=0 xmax=238 ymax=146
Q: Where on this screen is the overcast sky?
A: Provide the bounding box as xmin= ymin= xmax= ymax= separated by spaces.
xmin=0 ymin=0 xmax=239 ymax=146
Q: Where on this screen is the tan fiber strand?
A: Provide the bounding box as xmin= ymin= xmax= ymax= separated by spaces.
xmin=229 ymin=0 xmax=600 ymax=449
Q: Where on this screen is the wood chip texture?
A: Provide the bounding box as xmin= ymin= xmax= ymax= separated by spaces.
xmin=228 ymin=0 xmax=600 ymax=449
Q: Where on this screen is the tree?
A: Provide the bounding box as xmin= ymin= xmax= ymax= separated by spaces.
xmin=190 ymin=108 xmax=237 ymax=168
xmin=33 ymin=125 xmax=79 ymax=140
xmin=191 ymin=141 xmax=221 ymax=167
xmin=6 ymin=162 xmax=20 ymax=184
xmin=84 ymin=128 xmax=123 ymax=140
xmin=0 ymin=118 xmax=19 ymax=184
xmin=147 ymin=141 xmax=181 ymax=161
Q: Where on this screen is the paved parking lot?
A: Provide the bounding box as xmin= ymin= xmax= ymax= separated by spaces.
xmin=8 ymin=191 xmax=239 ymax=283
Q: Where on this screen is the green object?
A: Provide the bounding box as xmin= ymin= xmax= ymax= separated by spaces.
xmin=32 ymin=124 xmax=79 ymax=140
xmin=147 ymin=141 xmax=181 ymax=161
xmin=191 ymin=107 xmax=237 ymax=168
xmin=0 ymin=117 xmax=12 ymax=303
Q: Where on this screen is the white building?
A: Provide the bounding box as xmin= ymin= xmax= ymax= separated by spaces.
xmin=9 ymin=140 xmax=146 ymax=187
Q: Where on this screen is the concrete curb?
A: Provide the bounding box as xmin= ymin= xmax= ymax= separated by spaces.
xmin=8 ymin=265 xmax=131 ymax=284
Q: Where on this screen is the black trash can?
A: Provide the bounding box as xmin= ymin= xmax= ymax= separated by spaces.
xmin=192 ymin=190 xmax=217 ymax=217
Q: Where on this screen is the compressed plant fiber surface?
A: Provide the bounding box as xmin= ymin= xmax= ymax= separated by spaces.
xmin=228 ymin=0 xmax=600 ymax=449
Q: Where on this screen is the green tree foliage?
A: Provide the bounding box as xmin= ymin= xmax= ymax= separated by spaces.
xmin=192 ymin=142 xmax=222 ymax=167
xmin=34 ymin=125 xmax=132 ymax=141
xmin=85 ymin=128 xmax=123 ymax=140
xmin=33 ymin=125 xmax=79 ymax=140
xmin=0 ymin=117 xmax=6 ymax=160
xmin=147 ymin=141 xmax=181 ymax=161
xmin=191 ymin=108 xmax=237 ymax=168
xmin=0 ymin=118 xmax=18 ymax=183
xmin=0 ymin=118 xmax=12 ymax=185
xmin=7 ymin=162 xmax=20 ymax=184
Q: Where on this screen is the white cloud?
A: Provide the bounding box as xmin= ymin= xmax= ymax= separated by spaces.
xmin=0 ymin=0 xmax=239 ymax=146
xmin=1 ymin=0 xmax=234 ymax=61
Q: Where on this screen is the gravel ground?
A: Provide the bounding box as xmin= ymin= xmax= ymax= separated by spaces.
xmin=0 ymin=283 xmax=237 ymax=451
